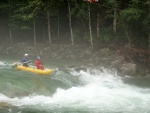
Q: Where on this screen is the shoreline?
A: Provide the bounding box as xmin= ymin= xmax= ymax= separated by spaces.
xmin=0 ymin=42 xmax=149 ymax=76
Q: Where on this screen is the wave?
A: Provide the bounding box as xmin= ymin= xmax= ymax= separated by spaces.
xmin=0 ymin=67 xmax=150 ymax=113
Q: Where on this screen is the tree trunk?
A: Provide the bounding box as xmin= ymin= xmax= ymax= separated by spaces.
xmin=124 ymin=27 xmax=131 ymax=47
xmin=113 ymin=7 xmax=117 ymax=35
xmin=88 ymin=4 xmax=93 ymax=48
xmin=148 ymin=0 xmax=150 ymax=54
xmin=33 ymin=20 xmax=36 ymax=47
xmin=47 ymin=10 xmax=52 ymax=44
xmin=57 ymin=2 xmax=60 ymax=42
xmin=68 ymin=2 xmax=74 ymax=47
xmin=9 ymin=1 xmax=12 ymax=45
xmin=9 ymin=28 xmax=12 ymax=45
xmin=57 ymin=9 xmax=60 ymax=41
xmin=43 ymin=23 xmax=46 ymax=43
xmin=148 ymin=0 xmax=150 ymax=67
xmin=97 ymin=12 xmax=100 ymax=38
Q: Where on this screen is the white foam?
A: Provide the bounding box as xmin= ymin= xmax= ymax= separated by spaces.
xmin=0 ymin=61 xmax=5 ymax=66
xmin=0 ymin=68 xmax=150 ymax=113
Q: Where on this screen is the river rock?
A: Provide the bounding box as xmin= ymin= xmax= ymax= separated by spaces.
xmin=120 ymin=63 xmax=137 ymax=76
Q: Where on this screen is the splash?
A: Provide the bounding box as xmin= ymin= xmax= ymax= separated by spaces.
xmin=0 ymin=67 xmax=150 ymax=113
xmin=0 ymin=61 xmax=6 ymax=66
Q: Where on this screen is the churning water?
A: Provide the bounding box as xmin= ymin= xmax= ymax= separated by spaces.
xmin=0 ymin=58 xmax=150 ymax=113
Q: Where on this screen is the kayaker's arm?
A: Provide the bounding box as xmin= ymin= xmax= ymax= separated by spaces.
xmin=21 ymin=60 xmax=31 ymax=64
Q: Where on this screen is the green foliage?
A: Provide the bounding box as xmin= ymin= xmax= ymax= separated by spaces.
xmin=120 ymin=8 xmax=143 ymax=22
xmin=0 ymin=3 xmax=11 ymax=11
xmin=9 ymin=0 xmax=45 ymax=29
xmin=0 ymin=0 xmax=149 ymax=48
xmin=99 ymin=27 xmax=113 ymax=42
xmin=102 ymin=34 xmax=111 ymax=42
xmin=73 ymin=29 xmax=84 ymax=43
xmin=70 ymin=2 xmax=88 ymax=20
xmin=105 ymin=0 xmax=117 ymax=7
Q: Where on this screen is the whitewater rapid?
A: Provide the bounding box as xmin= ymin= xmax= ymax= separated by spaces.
xmin=0 ymin=61 xmax=150 ymax=113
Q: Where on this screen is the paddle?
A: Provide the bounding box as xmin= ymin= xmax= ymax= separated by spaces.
xmin=12 ymin=60 xmax=31 ymax=68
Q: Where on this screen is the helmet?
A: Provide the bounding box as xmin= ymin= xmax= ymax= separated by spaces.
xmin=36 ymin=56 xmax=40 ymax=59
xmin=24 ymin=54 xmax=28 ymax=57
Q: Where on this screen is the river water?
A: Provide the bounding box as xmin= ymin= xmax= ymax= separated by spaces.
xmin=0 ymin=56 xmax=150 ymax=113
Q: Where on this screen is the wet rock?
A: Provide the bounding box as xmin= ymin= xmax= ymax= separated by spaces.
xmin=67 ymin=65 xmax=87 ymax=72
xmin=120 ymin=63 xmax=137 ymax=76
xmin=111 ymin=56 xmax=125 ymax=68
xmin=74 ymin=67 xmax=87 ymax=72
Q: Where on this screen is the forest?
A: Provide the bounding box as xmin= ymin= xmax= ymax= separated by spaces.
xmin=0 ymin=0 xmax=150 ymax=63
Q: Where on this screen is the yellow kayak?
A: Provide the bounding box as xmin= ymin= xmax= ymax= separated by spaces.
xmin=15 ymin=65 xmax=55 ymax=76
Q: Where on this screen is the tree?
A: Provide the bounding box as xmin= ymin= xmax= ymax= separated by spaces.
xmin=47 ymin=9 xmax=52 ymax=44
xmin=11 ymin=0 xmax=45 ymax=46
xmin=68 ymin=1 xmax=74 ymax=47
xmin=119 ymin=6 xmax=143 ymax=45
xmin=113 ymin=0 xmax=117 ymax=35
xmin=88 ymin=3 xmax=93 ymax=47
xmin=0 ymin=0 xmax=16 ymax=44
xmin=148 ymin=0 xmax=150 ymax=54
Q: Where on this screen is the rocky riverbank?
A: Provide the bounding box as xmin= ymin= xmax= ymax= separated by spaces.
xmin=0 ymin=42 xmax=149 ymax=76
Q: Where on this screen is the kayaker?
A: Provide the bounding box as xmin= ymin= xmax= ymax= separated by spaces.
xmin=34 ymin=56 xmax=44 ymax=70
xmin=21 ymin=54 xmax=31 ymax=67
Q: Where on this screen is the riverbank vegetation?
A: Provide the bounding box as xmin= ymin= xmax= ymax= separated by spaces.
xmin=0 ymin=0 xmax=150 ymax=76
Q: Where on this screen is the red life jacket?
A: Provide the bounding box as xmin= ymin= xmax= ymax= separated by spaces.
xmin=35 ymin=59 xmax=44 ymax=70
